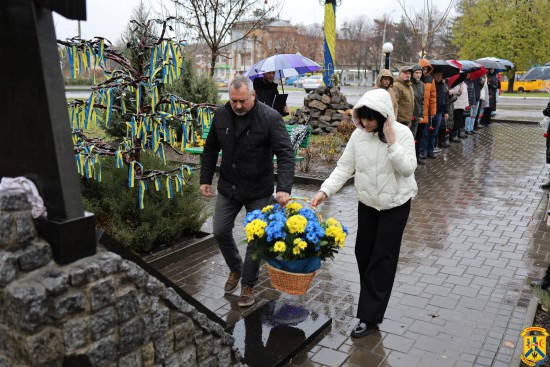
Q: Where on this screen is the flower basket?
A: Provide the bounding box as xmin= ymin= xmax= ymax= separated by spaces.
xmin=244 ymin=198 xmax=348 ymax=295
xmin=266 ymin=263 xmax=316 ymax=295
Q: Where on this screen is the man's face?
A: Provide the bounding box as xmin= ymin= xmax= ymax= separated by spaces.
xmin=422 ymin=67 xmax=429 ymax=76
xmin=434 ymin=72 xmax=443 ymax=82
xmin=229 ymin=85 xmax=255 ymax=116
xmin=413 ymin=70 xmax=423 ymax=80
xmin=380 ymin=76 xmax=391 ymax=89
xmin=400 ymin=70 xmax=411 ymax=81
xmin=263 ymin=71 xmax=276 ymax=83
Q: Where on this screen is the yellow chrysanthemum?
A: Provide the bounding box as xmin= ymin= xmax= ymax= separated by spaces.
xmin=293 ymin=246 xmax=301 ymax=255
xmin=326 ymin=217 xmax=340 ymax=227
xmin=262 ymin=205 xmax=274 ymax=213
xmin=293 ymin=238 xmax=308 ymax=250
xmin=325 ymin=226 xmax=346 ymax=247
xmin=285 ymin=201 xmax=303 ymax=214
xmin=286 ymin=215 xmax=307 ymax=234
xmin=274 ymin=241 xmax=286 ymax=252
xmin=245 ymin=219 xmax=267 ymax=242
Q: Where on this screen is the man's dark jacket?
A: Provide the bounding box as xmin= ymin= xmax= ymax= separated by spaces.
xmin=200 ymin=101 xmax=295 ymax=202
xmin=435 ymin=79 xmax=449 ymax=114
xmin=253 ymin=77 xmax=287 ymax=116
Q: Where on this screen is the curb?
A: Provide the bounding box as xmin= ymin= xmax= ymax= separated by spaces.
xmin=510 ymin=297 xmax=539 ymax=366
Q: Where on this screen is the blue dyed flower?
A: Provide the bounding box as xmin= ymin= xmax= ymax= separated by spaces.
xmin=243 ymin=209 xmax=265 ymax=225
xmin=265 ymin=219 xmax=286 ymax=241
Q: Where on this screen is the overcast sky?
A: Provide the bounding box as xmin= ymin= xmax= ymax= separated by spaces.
xmin=53 ymin=0 xmax=455 ymax=43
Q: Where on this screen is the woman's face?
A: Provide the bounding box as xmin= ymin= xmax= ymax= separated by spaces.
xmin=360 ymin=118 xmax=379 ymax=132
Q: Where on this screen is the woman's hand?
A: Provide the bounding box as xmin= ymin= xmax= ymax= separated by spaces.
xmin=383 ymin=118 xmax=396 ymax=145
xmin=311 ymin=191 xmax=327 ymax=208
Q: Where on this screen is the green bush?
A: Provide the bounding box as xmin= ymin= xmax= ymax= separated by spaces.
xmin=81 ymin=152 xmax=208 ymax=253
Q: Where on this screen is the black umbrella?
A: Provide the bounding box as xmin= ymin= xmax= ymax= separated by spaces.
xmin=475 ymin=58 xmax=507 ymax=72
xmin=429 ymin=59 xmax=460 ymax=78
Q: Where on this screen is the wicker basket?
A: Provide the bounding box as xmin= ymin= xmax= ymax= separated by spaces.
xmin=266 ymin=263 xmax=316 ymax=295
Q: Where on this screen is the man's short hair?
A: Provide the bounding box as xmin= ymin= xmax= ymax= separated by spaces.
xmin=230 ymin=76 xmax=254 ymax=95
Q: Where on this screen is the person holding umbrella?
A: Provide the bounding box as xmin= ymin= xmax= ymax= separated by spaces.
xmin=244 ymin=54 xmax=322 ymax=117
xmin=481 ymin=68 xmax=500 ymax=126
xmin=253 ymin=71 xmax=289 ymax=116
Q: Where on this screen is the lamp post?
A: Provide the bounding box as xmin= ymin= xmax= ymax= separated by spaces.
xmin=382 ymin=42 xmax=393 ymax=70
xmin=379 ymin=10 xmax=395 ymax=72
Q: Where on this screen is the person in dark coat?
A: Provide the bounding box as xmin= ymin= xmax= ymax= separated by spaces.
xmin=252 ymin=71 xmax=289 ymax=116
xmin=542 ymin=100 xmax=550 ymax=189
xmin=411 ymin=64 xmax=425 ymax=164
xmin=481 ymin=69 xmax=500 ymax=126
xmin=200 ymin=75 xmax=295 ymax=307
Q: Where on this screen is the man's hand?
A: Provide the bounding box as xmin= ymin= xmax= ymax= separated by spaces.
xmin=418 ymin=117 xmax=424 ymax=124
xmin=200 ymin=184 xmax=212 ymax=197
xmin=283 ymin=105 xmax=289 ymax=114
xmin=275 ymin=191 xmax=290 ymax=206
xmin=311 ymin=191 xmax=327 ymax=208
xmin=444 ymin=114 xmax=449 ymax=121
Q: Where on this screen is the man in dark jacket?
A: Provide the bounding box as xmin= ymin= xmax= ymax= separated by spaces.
xmin=253 ymin=71 xmax=289 ymax=116
xmin=411 ymin=64 xmax=425 ymax=165
xmin=420 ymin=70 xmax=448 ymax=159
xmin=200 ymin=75 xmax=295 ymax=307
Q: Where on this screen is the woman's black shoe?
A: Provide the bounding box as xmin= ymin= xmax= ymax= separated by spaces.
xmin=541 ymin=182 xmax=550 ymax=189
xmin=449 ymin=137 xmax=461 ymax=143
xmin=351 ymin=321 xmax=377 ymax=338
xmin=531 ymin=278 xmax=550 ymax=290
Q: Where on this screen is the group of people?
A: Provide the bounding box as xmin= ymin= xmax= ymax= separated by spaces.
xmin=199 ymin=73 xmax=417 ymax=339
xmin=374 ymin=60 xmax=501 ymax=165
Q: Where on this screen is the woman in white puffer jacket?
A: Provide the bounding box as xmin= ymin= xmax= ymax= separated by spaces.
xmin=311 ymin=88 xmax=418 ymax=338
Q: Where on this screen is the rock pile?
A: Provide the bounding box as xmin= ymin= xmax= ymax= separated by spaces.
xmin=288 ymin=86 xmax=354 ymax=134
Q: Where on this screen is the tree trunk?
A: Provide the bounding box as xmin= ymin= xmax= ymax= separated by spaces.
xmin=209 ymin=52 xmax=217 ymax=78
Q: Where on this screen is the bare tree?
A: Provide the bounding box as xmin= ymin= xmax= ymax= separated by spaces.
xmin=296 ymin=23 xmax=324 ymax=63
xmin=171 ymin=0 xmax=282 ymax=76
xmin=340 ymin=15 xmax=371 ymax=81
xmin=397 ymin=0 xmax=454 ymax=58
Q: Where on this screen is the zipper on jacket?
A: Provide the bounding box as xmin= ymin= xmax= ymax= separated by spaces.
xmin=226 ymin=128 xmax=229 ymax=135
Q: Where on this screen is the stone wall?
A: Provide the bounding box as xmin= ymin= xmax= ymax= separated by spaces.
xmin=287 ymin=86 xmax=354 ymax=135
xmin=0 ymin=192 xmax=243 ymax=367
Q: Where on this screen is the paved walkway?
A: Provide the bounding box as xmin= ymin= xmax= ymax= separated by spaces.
xmin=160 ymin=121 xmax=550 ymax=367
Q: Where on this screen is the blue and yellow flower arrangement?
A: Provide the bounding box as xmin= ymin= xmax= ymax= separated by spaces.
xmin=244 ymin=200 xmax=348 ymax=275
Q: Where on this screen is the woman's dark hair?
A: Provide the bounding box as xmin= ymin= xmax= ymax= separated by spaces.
xmin=356 ymin=106 xmax=387 ymax=143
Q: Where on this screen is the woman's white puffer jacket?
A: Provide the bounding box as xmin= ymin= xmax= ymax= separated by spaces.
xmin=320 ymin=89 xmax=418 ymax=211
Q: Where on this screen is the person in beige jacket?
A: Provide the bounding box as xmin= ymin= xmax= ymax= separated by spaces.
xmin=311 ymin=89 xmax=417 ymax=339
xmin=373 ymin=69 xmax=397 ymax=114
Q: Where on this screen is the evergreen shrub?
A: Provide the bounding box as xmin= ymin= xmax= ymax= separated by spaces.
xmin=81 ymin=152 xmax=208 ymax=253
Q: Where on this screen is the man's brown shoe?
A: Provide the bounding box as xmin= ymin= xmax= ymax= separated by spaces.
xmin=224 ymin=272 xmax=241 ymax=294
xmin=238 ymin=286 xmax=255 ymax=307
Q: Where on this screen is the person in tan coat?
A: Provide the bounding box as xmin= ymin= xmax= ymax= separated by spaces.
xmin=391 ymin=66 xmax=415 ymax=127
xmin=373 ymin=69 xmax=397 ymax=114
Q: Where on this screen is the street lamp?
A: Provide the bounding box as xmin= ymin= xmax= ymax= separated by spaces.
xmin=382 ymin=42 xmax=393 ymax=70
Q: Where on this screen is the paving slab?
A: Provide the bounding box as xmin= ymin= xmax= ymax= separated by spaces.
xmin=159 ymin=122 xmax=550 ymax=366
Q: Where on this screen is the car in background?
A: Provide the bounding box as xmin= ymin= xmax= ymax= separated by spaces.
xmin=303 ymin=75 xmax=323 ymax=92
xmin=293 ymin=76 xmax=308 ymax=88
xmin=213 ymin=77 xmax=229 ymax=88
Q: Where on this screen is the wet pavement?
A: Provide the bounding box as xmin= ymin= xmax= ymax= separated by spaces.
xmin=159 ymin=120 xmax=550 ymax=366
